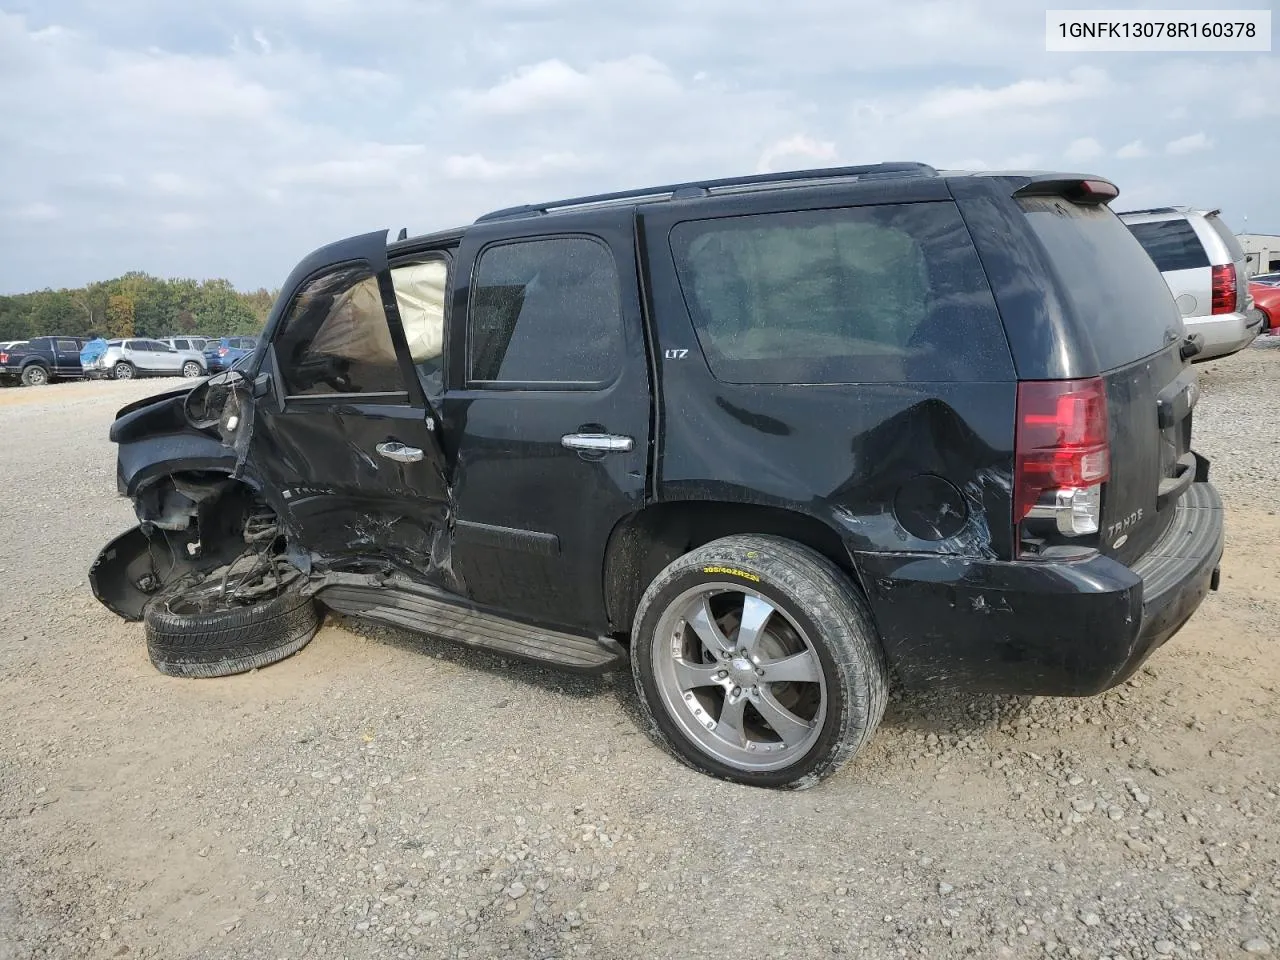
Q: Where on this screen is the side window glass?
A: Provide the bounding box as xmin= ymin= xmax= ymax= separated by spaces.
xmin=57 ymin=339 xmax=77 ymax=352
xmin=274 ymin=265 xmax=407 ymax=397
xmin=669 ymin=202 xmax=1012 ymax=384
xmin=1125 ymin=220 xmax=1210 ymax=272
xmin=391 ymin=258 xmax=448 ymax=393
xmin=468 ymin=237 xmax=622 ymax=385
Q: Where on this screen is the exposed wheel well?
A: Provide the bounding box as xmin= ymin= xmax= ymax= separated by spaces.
xmin=603 ymin=501 xmax=858 ymax=634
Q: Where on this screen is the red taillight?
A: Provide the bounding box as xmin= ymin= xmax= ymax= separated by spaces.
xmin=1014 ymin=378 xmax=1110 ymax=539
xmin=217 ymin=347 xmax=229 ymax=356
xmin=1211 ymin=264 xmax=1237 ymax=315
xmin=0 ymin=352 xmax=8 ymax=364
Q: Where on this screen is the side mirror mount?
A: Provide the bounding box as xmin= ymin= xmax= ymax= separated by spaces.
xmin=252 ymin=372 xmax=273 ymax=399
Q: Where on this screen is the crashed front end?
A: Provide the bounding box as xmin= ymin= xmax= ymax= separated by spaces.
xmin=90 ymin=378 xmax=270 ymax=621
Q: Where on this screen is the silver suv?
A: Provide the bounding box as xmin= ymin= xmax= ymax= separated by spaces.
xmin=85 ymin=338 xmax=207 ymax=380
xmin=1119 ymin=206 xmax=1262 ymax=362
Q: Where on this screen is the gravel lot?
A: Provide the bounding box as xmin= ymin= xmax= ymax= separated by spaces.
xmin=2 ymin=343 xmax=1278 ymax=960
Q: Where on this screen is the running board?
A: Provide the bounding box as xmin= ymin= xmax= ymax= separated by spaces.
xmin=313 ymin=576 xmax=627 ymax=674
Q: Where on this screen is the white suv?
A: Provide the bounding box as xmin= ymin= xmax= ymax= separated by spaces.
xmin=86 ymin=339 xmax=207 ymax=380
xmin=1119 ymin=207 xmax=1263 ymax=362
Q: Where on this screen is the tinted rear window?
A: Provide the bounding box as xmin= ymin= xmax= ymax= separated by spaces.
xmin=669 ymin=202 xmax=1013 ymax=384
xmin=1022 ymin=199 xmax=1181 ymax=369
xmin=1125 ymin=218 xmax=1209 ymax=272
xmin=1205 ymin=214 xmax=1246 ymax=262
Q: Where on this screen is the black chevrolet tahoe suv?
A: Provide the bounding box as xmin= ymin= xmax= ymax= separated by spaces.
xmin=89 ymin=163 xmax=1223 ymax=789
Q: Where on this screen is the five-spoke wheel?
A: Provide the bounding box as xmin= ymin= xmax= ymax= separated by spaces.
xmin=651 ymin=585 xmax=826 ymax=770
xmin=632 ymin=534 xmax=888 ymax=789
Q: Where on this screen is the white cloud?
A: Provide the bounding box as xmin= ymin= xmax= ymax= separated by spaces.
xmin=442 ymin=151 xmax=595 ymax=182
xmin=1166 ymin=132 xmax=1212 ymax=155
xmin=756 ymin=135 xmax=837 ymax=173
xmin=271 ymin=145 xmax=427 ymax=188
xmin=1064 ymin=137 xmax=1104 ymax=163
xmin=11 ymin=202 xmax=59 ymax=222
xmin=149 ymin=172 xmax=209 ymax=198
xmin=911 ymin=67 xmax=1108 ymax=123
xmin=157 ymin=212 xmax=201 ymax=232
xmin=464 ymin=55 xmax=680 ymax=114
xmin=0 ymin=3 xmax=1277 ymax=292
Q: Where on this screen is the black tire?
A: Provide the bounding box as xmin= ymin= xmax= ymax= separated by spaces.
xmin=144 ymin=576 xmax=320 ymax=678
xmin=181 ymin=360 xmax=204 ymax=378
xmin=113 ymin=361 xmax=135 ymax=381
xmin=21 ymin=365 xmax=49 ymax=386
xmin=631 ymin=535 xmax=888 ymax=790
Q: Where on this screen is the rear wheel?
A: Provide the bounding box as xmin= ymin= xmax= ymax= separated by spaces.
xmin=631 ymin=535 xmax=888 ymax=789
xmin=113 ymin=361 xmax=135 ymax=380
xmin=181 ymin=360 xmax=203 ymax=378
xmin=20 ymin=365 xmax=49 ymax=386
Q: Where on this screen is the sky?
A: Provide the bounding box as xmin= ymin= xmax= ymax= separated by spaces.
xmin=0 ymin=0 xmax=1274 ymax=294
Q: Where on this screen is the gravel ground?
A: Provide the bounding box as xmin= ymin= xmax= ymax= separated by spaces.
xmin=1 ymin=344 xmax=1278 ymax=960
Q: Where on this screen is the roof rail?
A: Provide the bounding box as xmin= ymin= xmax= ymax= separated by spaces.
xmin=474 ymin=162 xmax=937 ymax=223
xmin=1116 ymin=205 xmax=1191 ymax=216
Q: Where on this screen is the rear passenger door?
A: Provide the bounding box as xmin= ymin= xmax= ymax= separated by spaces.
xmin=134 ymin=340 xmax=169 ymax=372
xmin=54 ymin=339 xmax=82 ymax=376
xmin=442 ymin=211 xmax=651 ymax=631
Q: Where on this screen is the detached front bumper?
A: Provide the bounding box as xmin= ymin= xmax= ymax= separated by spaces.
xmin=856 ymin=481 xmax=1224 ymax=696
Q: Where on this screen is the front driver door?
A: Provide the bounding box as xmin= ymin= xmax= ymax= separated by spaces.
xmin=247 ymin=232 xmax=452 ymax=584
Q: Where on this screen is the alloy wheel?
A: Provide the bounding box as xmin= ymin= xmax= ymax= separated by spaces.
xmin=650 ymin=583 xmax=827 ymax=772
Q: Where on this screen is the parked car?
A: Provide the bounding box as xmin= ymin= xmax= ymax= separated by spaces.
xmin=1249 ymin=280 xmax=1280 ymax=334
xmin=83 ymin=338 xmax=206 ymax=380
xmin=203 ymin=336 xmax=258 ymax=373
xmin=0 ymin=335 xmax=87 ymax=386
xmin=1119 ymin=206 xmax=1262 ymax=362
xmin=91 ymin=163 xmax=1223 ymax=789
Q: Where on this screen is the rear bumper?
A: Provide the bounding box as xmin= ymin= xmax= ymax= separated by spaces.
xmin=856 ymin=481 xmax=1224 ymax=696
xmin=1187 ymin=311 xmax=1262 ymax=361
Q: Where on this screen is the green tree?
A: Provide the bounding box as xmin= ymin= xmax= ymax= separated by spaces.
xmin=0 ymin=296 xmax=30 ymax=341
xmin=106 ymin=293 xmax=136 ymax=338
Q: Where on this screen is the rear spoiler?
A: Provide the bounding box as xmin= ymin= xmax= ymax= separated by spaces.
xmin=1013 ymin=177 xmax=1119 ymax=205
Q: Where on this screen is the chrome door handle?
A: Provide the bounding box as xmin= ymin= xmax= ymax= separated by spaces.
xmin=375 ymin=441 xmax=424 ymax=463
xmin=561 ymin=433 xmax=634 ymax=453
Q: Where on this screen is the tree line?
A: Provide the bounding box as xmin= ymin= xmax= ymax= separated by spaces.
xmin=0 ymin=272 xmax=279 ymax=343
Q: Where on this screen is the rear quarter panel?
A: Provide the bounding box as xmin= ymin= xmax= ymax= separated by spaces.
xmin=639 ymin=184 xmax=1019 ymax=564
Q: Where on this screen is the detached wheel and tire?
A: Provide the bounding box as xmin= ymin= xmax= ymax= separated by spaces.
xmin=113 ymin=361 xmax=135 ymax=381
xmin=631 ymin=535 xmax=887 ymax=789
xmin=181 ymin=361 xmax=203 ymax=378
xmin=144 ymin=570 xmax=319 ymax=678
xmin=21 ymin=365 xmax=49 ymax=386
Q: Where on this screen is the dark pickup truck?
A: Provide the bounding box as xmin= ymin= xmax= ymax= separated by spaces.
xmin=0 ymin=336 xmax=88 ymax=386
xmin=89 ymin=162 xmax=1224 ymax=790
